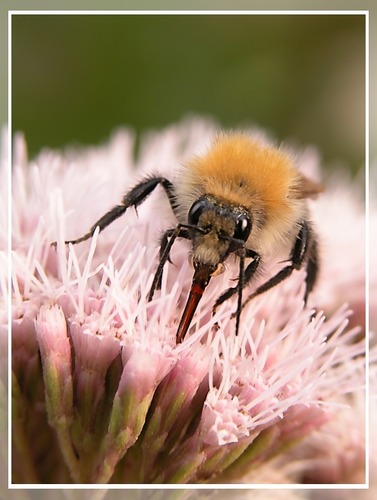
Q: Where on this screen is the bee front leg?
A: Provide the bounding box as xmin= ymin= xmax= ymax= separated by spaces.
xmin=212 ymin=248 xmax=261 ymax=334
xmin=52 ymin=176 xmax=177 ymax=246
xmin=148 ymin=225 xmax=190 ymax=301
xmin=213 ymin=249 xmax=260 ymax=309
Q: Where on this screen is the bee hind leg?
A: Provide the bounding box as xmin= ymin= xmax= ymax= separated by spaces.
xmin=241 ymin=220 xmax=317 ymax=310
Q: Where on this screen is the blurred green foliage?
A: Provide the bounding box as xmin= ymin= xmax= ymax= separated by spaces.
xmin=12 ymin=14 xmax=365 ymax=170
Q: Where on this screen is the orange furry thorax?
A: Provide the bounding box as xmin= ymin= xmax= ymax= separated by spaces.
xmin=186 ymin=134 xmax=301 ymax=213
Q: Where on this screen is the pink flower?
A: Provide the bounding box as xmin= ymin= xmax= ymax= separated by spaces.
xmin=2 ymin=119 xmax=368 ymax=485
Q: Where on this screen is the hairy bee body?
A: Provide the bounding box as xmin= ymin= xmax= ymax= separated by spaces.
xmin=60 ymin=132 xmax=322 ymax=343
xmin=176 ymin=134 xmax=314 ymax=259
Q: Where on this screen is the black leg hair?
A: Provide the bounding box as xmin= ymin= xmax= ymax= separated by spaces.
xmin=240 ymin=220 xmax=313 ymax=311
xmin=212 ymin=248 xmax=261 ymax=335
xmin=59 ymin=176 xmax=177 ymax=245
xmin=159 ymin=227 xmax=191 ymax=265
xmin=148 ymin=225 xmax=191 ymax=299
xmin=303 ymin=234 xmax=319 ymax=303
xmin=213 ymin=248 xmax=260 ymax=311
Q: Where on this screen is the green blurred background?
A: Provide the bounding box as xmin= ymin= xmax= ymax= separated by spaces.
xmin=11 ymin=13 xmax=365 ymax=171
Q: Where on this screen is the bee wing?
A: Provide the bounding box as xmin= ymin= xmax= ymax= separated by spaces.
xmin=291 ymin=172 xmax=325 ymax=200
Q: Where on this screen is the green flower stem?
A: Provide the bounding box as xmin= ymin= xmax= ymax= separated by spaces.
xmin=69 ymin=324 xmax=121 ymax=458
xmin=54 ymin=424 xmax=82 ymax=483
xmin=71 ymin=369 xmax=107 ymax=458
xmin=76 ymin=369 xmax=102 ymax=427
xmin=218 ymin=425 xmax=280 ymax=481
xmin=139 ymin=389 xmax=187 ymax=480
xmin=150 ymin=433 xmax=205 ymax=484
xmin=12 ymin=373 xmax=39 ymax=483
xmin=161 ymin=452 xmax=206 ymax=484
xmin=93 ymin=388 xmax=155 ymax=483
xmin=41 ymin=356 xmax=80 ymax=482
xmin=196 ymin=433 xmax=259 ymax=482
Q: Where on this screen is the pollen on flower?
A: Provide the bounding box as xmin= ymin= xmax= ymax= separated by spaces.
xmin=3 ymin=120 xmax=367 ymax=485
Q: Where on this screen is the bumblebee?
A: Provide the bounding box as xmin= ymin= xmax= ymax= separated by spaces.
xmin=61 ymin=133 xmax=322 ymax=343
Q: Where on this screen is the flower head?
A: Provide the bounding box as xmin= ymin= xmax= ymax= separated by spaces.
xmin=3 ymin=119 xmax=367 ymax=484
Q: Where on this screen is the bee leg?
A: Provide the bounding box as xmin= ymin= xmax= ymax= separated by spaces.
xmin=241 ymin=220 xmax=313 ymax=310
xmin=212 ymin=248 xmax=261 ymax=334
xmin=159 ymin=227 xmax=191 ymax=266
xmin=303 ymin=236 xmax=319 ymax=303
xmin=148 ymin=225 xmax=190 ymax=301
xmin=57 ymin=204 xmax=128 ymax=246
xmin=54 ymin=176 xmax=177 ymax=246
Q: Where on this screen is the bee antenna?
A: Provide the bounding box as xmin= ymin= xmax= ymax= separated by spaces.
xmin=180 ymin=223 xmax=206 ymax=234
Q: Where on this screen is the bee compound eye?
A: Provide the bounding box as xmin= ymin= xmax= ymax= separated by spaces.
xmin=234 ymin=214 xmax=251 ymax=241
xmin=188 ymin=198 xmax=209 ymax=226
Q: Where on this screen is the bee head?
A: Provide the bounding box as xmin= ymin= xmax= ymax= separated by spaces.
xmin=187 ymin=195 xmax=251 ymax=267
